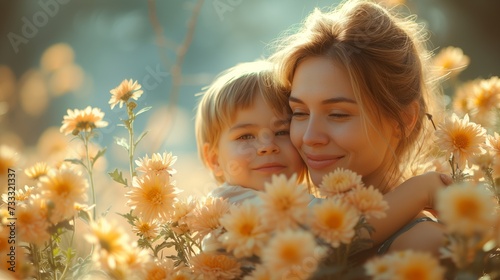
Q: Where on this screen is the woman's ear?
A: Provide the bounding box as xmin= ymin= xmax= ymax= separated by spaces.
xmin=203 ymin=143 xmax=223 ymax=177
xmin=402 ymin=101 xmax=420 ymax=136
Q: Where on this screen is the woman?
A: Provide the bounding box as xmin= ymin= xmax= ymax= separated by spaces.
xmin=271 ymin=0 xmax=447 ymax=257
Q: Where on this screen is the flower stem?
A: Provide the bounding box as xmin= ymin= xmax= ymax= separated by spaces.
xmin=32 ymin=244 xmax=42 ymax=280
xmin=127 ymin=102 xmax=136 ymax=181
xmin=83 ymin=132 xmax=97 ymax=221
xmin=60 ymin=217 xmax=76 ymax=280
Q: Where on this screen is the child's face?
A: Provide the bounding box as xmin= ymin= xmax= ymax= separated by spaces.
xmin=209 ymin=93 xmax=305 ymax=191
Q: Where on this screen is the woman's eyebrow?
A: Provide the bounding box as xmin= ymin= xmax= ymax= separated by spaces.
xmin=289 ymin=96 xmax=356 ymax=104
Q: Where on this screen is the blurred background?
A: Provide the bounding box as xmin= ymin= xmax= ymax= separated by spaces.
xmin=0 ymin=0 xmax=499 ymax=202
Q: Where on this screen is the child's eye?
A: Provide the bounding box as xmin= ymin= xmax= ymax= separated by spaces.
xmin=237 ymin=134 xmax=254 ymax=140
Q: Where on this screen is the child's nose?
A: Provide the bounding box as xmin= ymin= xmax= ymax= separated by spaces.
xmin=257 ymin=143 xmax=280 ymax=155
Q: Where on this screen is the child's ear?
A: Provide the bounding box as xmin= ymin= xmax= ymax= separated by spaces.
xmin=203 ymin=143 xmax=223 ymax=177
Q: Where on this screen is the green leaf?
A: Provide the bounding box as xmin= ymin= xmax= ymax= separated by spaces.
xmin=114 ymin=137 xmax=129 ymax=150
xmin=91 ymin=147 xmax=107 ymax=167
xmin=64 ymin=158 xmax=85 ymax=167
xmin=108 ymin=169 xmax=128 ymax=186
xmin=134 ymin=131 xmax=149 ymax=147
xmin=117 ymin=210 xmax=137 ymax=226
xmin=100 ymin=205 xmax=112 ymax=218
xmin=155 ymin=242 xmax=171 ymax=254
xmin=135 ymin=106 xmax=152 ymax=117
xmin=77 ymin=208 xmax=92 ymax=225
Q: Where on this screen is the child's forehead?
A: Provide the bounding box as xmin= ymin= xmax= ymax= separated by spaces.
xmin=224 ymin=106 xmax=290 ymax=129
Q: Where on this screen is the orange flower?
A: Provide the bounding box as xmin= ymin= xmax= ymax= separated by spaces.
xmin=309 ymin=197 xmax=359 ymax=247
xmin=345 ymin=185 xmax=388 ymax=219
xmin=435 ymin=114 xmax=486 ymax=169
xmin=218 ymin=201 xmax=269 ymax=258
xmin=432 ymin=46 xmax=470 ymax=78
xmin=436 ymin=182 xmax=496 ymax=236
xmin=135 ymin=152 xmax=177 ymax=176
xmin=190 ymin=253 xmax=241 ymax=280
xmin=109 ymin=79 xmax=144 ymax=109
xmin=126 ymin=173 xmax=179 ymax=222
xmin=60 ymin=106 xmax=108 ymax=135
xmin=39 ymin=165 xmax=88 ymax=224
xmin=318 ymin=168 xmax=363 ymax=197
xmin=258 ymin=174 xmax=311 ymax=230
xmin=24 ymin=161 xmax=50 ymax=180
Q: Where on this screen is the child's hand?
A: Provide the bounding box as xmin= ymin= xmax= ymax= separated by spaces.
xmin=439 ymin=173 xmax=453 ymax=186
xmin=420 ymin=171 xmax=452 ymax=211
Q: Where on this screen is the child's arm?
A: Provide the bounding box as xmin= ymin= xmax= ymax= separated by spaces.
xmin=366 ymin=172 xmax=452 ymax=246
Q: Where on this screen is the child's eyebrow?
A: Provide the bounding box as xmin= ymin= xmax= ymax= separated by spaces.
xmin=229 ymin=119 xmax=289 ymax=132
xmin=228 ymin=123 xmax=256 ymax=132
xmin=273 ymin=119 xmax=290 ymax=127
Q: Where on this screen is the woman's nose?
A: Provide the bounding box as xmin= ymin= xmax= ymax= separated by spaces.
xmin=302 ymin=116 xmax=329 ymax=146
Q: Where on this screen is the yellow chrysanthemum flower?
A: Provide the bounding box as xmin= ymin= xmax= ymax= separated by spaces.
xmin=452 ymin=81 xmax=474 ymax=117
xmin=142 ymin=259 xmax=176 ymax=280
xmin=261 ymin=229 xmax=326 ymax=279
xmin=171 ymin=196 xmax=197 ymax=235
xmin=16 ymin=195 xmax=50 ymax=246
xmin=318 ymin=168 xmax=363 ymax=197
xmin=487 ymin=132 xmax=500 ymax=155
xmin=345 ymin=185 xmax=388 ymax=219
xmin=109 ymin=79 xmax=144 ymax=109
xmin=392 ymin=250 xmax=445 ymax=280
xmin=218 ymin=201 xmax=269 ymax=258
xmin=258 ymin=174 xmax=311 ymax=230
xmin=310 ymin=197 xmax=359 ymax=247
xmin=85 ymin=219 xmax=132 ymax=270
xmin=135 ymin=152 xmax=177 ymax=175
xmin=132 ymin=219 xmax=160 ymax=240
xmin=187 ymin=196 xmax=230 ymax=238
xmin=468 ymin=77 xmax=500 ymax=128
xmin=366 ymin=250 xmax=444 ymax=280
xmin=60 ymin=106 xmax=108 ymax=135
xmin=126 ymin=173 xmax=179 ymax=223
xmin=364 ymin=255 xmax=394 ymax=280
xmin=435 ymin=114 xmax=486 ymax=169
xmin=24 ymin=161 xmax=50 ymax=180
xmin=39 ymin=165 xmax=88 ymax=224
xmin=242 ymin=264 xmax=270 ymax=280
xmin=1 ymin=185 xmax=34 ymax=204
xmin=190 ymin=253 xmax=241 ymax=280
xmin=436 ymin=182 xmax=496 ymax=236
xmin=432 ymin=46 xmax=470 ymax=78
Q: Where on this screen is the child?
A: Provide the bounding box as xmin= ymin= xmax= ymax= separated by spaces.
xmin=194 ymin=60 xmax=450 ymax=252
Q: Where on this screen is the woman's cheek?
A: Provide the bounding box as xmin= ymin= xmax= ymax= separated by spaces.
xmin=289 ymin=121 xmax=304 ymax=150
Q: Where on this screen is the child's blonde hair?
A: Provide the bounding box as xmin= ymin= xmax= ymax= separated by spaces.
xmin=271 ymin=0 xmax=444 ymax=192
xmin=195 ymin=60 xmax=302 ymax=183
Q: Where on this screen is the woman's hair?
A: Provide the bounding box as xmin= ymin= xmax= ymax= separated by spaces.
xmin=271 ymin=0 xmax=444 ymax=191
xmin=195 ymin=60 xmax=302 ymax=183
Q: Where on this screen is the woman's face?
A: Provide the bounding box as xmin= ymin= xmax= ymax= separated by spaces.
xmin=289 ymin=56 xmax=398 ymax=187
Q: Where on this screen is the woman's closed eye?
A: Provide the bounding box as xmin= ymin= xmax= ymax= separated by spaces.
xmin=329 ymin=113 xmax=350 ymax=119
xmin=275 ymin=130 xmax=290 ymax=136
xmin=291 ymin=111 xmax=309 ymax=119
